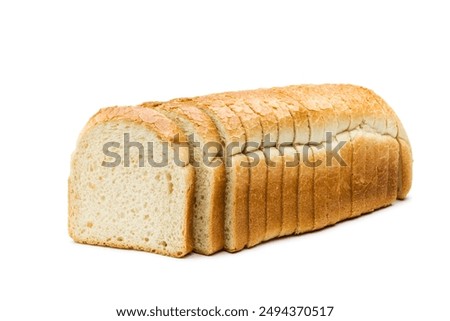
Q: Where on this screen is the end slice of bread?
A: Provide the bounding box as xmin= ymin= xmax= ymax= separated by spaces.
xmin=69 ymin=107 xmax=194 ymax=257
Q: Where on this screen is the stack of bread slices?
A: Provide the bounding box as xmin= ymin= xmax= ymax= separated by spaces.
xmin=69 ymin=84 xmax=412 ymax=257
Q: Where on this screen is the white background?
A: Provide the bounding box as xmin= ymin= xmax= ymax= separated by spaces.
xmin=1 ymin=1 xmax=449 ymax=320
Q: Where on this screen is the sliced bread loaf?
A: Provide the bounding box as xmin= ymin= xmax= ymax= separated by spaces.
xmin=69 ymin=84 xmax=412 ymax=257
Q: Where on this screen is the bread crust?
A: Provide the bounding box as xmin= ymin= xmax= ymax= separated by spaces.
xmin=246 ymin=150 xmax=267 ymax=248
xmin=279 ymin=146 xmax=298 ymax=236
xmin=387 ymin=138 xmax=400 ymax=203
xmin=296 ymin=144 xmax=315 ymax=233
xmin=397 ymin=139 xmax=412 ymax=199
xmin=311 ymin=144 xmax=328 ymax=229
xmin=224 ymin=93 xmax=263 ymax=152
xmin=264 ymin=147 xmax=283 ymax=240
xmin=336 ymin=132 xmax=353 ymax=222
xmin=226 ymin=154 xmax=250 ymax=252
xmin=85 ymin=106 xmax=188 ymax=148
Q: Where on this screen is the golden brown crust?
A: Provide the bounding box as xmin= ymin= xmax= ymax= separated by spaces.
xmin=227 ymin=154 xmax=250 ymax=252
xmin=326 ymin=137 xmax=342 ymax=226
xmin=364 ymin=132 xmax=379 ymax=213
xmin=376 ymin=135 xmax=391 ymax=208
xmin=397 ymin=139 xmax=412 ymax=199
xmin=387 ymin=138 xmax=400 ymax=204
xmin=209 ymin=164 xmax=226 ymax=252
xmin=244 ymin=93 xmax=279 ymax=146
xmin=350 ymin=130 xmax=367 ymax=218
xmin=336 ymin=132 xmax=352 ymax=222
xmin=155 ymin=102 xmax=223 ymax=146
xmin=85 ymin=106 xmax=186 ymax=144
xmin=197 ymin=96 xmax=247 ymax=154
xmin=257 ymin=89 xmax=295 ymax=146
xmin=224 ymin=94 xmax=263 ymax=151
xmin=264 ymin=148 xmax=283 ymax=240
xmin=296 ymin=145 xmax=315 ymax=233
xmin=271 ymin=89 xmax=310 ymax=145
xmin=279 ymin=146 xmax=298 ymax=237
xmin=246 ymin=150 xmax=266 ymax=248
xmin=311 ymin=144 xmax=328 ymax=229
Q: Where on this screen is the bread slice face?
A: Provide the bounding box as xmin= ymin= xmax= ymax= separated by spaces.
xmin=69 ymin=107 xmax=194 ymax=258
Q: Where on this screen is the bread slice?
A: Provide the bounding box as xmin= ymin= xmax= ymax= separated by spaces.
xmin=145 ymin=102 xmax=226 ymax=255
xmin=323 ymin=88 xmax=353 ymax=222
xmin=278 ymin=146 xmax=298 ymax=237
xmin=375 ymin=135 xmax=390 ymax=208
xmin=336 ymin=131 xmax=353 ymax=222
xmin=296 ymin=144 xmax=315 ymax=233
xmin=349 ymin=129 xmax=367 ymax=218
xmin=225 ymin=153 xmax=250 ymax=252
xmin=246 ymin=149 xmax=267 ymax=248
xmin=313 ymin=87 xmax=341 ymax=227
xmin=326 ymin=135 xmax=342 ymax=226
xmin=313 ymin=86 xmax=350 ymax=224
xmin=310 ymin=143 xmax=328 ymax=229
xmin=264 ymin=147 xmax=283 ymax=240
xmin=363 ymin=131 xmax=379 ymax=214
xmin=69 ymin=107 xmax=194 ymax=257
xmin=387 ymin=137 xmax=400 ymax=203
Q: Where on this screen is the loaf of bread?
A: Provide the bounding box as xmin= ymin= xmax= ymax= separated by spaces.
xmin=68 ymin=84 xmax=412 ymax=257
